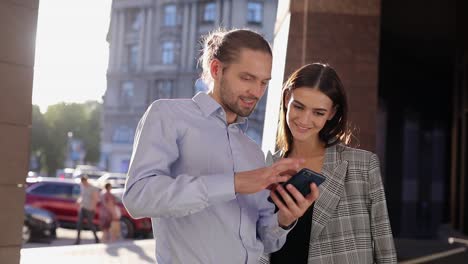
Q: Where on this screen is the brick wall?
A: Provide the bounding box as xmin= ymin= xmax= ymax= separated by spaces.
xmin=272 ymin=0 xmax=381 ymax=152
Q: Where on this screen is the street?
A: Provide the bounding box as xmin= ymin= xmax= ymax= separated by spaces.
xmin=21 ymin=228 xmax=156 ymax=263
xmin=23 ymin=227 xmax=104 ymax=248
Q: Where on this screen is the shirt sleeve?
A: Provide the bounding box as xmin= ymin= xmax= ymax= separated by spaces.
xmin=254 ymin=185 xmax=292 ymax=253
xmin=123 ymin=102 xmax=236 ymax=219
xmin=368 ymin=154 xmax=398 ymax=263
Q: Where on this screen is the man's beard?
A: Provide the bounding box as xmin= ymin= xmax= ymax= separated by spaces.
xmin=219 ymin=77 xmax=258 ymax=117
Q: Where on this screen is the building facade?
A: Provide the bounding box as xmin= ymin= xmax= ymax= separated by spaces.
xmin=101 ymin=0 xmax=278 ymax=172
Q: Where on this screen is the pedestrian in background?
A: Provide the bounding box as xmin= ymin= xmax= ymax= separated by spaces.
xmin=99 ymin=183 xmax=120 ymax=242
xmin=75 ymin=175 xmax=100 ymax=244
xmin=109 ymin=206 xmax=121 ymax=242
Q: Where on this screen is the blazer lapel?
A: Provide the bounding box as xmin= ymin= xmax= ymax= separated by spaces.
xmin=310 ymin=144 xmax=348 ymax=240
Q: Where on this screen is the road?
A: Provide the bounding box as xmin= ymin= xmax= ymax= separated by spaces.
xmin=24 ymin=227 xmax=104 ymax=248
xmin=21 ymin=227 xmax=156 ymax=263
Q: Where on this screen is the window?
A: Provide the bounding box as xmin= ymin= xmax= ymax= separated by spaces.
xmin=247 ymin=2 xmax=263 ymax=24
xmin=29 ymin=183 xmax=73 ymax=199
xmin=120 ymin=159 xmax=130 ymax=173
xmin=162 ymin=41 xmax=174 ymax=64
xmin=157 ymin=80 xmax=173 ymax=99
xmin=113 ymin=126 xmax=135 ymax=144
xmin=53 ymin=185 xmax=73 ymax=199
xmin=203 ymin=2 xmax=216 ymax=22
xmin=164 ymin=4 xmax=177 ymax=26
xmin=72 ymin=185 xmax=80 ymax=199
xmin=128 ymin=44 xmax=139 ymax=70
xmin=127 ymin=9 xmax=143 ymax=32
xmin=149 ymin=80 xmax=174 ymax=102
xmin=29 ymin=184 xmax=55 ymax=196
xmin=120 ymin=81 xmax=134 ymax=105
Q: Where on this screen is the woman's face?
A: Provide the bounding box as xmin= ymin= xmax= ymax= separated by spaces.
xmin=285 ymin=87 xmax=336 ymax=143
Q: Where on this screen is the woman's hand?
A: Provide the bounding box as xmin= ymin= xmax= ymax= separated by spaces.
xmin=270 ymin=182 xmax=320 ymax=228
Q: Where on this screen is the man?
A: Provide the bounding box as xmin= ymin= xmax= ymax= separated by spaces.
xmin=123 ymin=29 xmax=319 ymax=263
xmin=75 ymin=175 xmax=100 ymax=244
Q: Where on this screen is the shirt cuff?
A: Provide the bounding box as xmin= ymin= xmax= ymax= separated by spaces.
xmin=269 ymin=213 xmax=295 ymax=238
xmin=201 ymin=173 xmax=236 ymax=204
xmin=280 ymin=219 xmax=298 ymax=230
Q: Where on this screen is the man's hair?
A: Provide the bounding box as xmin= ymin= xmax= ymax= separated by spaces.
xmin=80 ymin=175 xmax=88 ymax=182
xmin=199 ymin=28 xmax=272 ymax=83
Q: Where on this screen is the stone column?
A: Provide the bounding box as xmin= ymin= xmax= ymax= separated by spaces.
xmin=144 ymin=7 xmax=153 ymax=67
xmin=187 ymin=3 xmax=198 ymax=69
xmin=180 ymin=3 xmax=190 ymax=70
xmin=108 ymin=10 xmax=118 ymax=71
xmin=0 ymin=1 xmax=39 ymax=263
xmin=137 ymin=8 xmax=146 ymax=71
xmin=116 ymin=11 xmax=125 ymax=70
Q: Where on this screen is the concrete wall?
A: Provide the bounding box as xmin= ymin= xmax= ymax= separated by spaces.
xmin=0 ymin=0 xmax=39 ymax=262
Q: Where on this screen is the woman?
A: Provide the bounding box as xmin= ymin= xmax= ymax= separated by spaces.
xmin=268 ymin=63 xmax=397 ymax=263
xmin=99 ymin=183 xmax=120 ymax=242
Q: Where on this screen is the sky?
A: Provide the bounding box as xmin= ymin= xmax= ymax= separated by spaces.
xmin=32 ymin=0 xmax=112 ymax=112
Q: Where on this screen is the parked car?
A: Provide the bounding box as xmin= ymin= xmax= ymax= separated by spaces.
xmin=25 ymin=176 xmax=63 ymax=189
xmin=27 ymin=171 xmax=40 ymax=178
xmin=23 ymin=205 xmax=57 ymax=243
xmin=95 ymin=172 xmax=127 ymax=189
xmin=72 ymin=171 xmax=106 ymax=183
xmin=72 ymin=165 xmax=105 ymax=181
xmin=24 ymin=177 xmax=152 ymax=239
xmin=56 ymin=168 xmax=75 ymax=179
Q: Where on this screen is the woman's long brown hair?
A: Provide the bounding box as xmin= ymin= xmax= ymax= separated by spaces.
xmin=276 ymin=63 xmax=350 ymax=156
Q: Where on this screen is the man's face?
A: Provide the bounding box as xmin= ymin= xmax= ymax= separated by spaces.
xmin=213 ymin=49 xmax=272 ymax=120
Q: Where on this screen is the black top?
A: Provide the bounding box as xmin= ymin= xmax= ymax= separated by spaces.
xmin=270 ymin=203 xmax=315 ymax=264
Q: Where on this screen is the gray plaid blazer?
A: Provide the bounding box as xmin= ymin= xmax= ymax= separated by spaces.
xmin=260 ymin=144 xmax=397 ymax=264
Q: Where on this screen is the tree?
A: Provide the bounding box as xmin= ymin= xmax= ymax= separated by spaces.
xmin=31 ymin=101 xmax=102 ymax=176
xmin=30 ymin=105 xmax=49 ymax=172
xmin=81 ymin=101 xmax=102 ymax=164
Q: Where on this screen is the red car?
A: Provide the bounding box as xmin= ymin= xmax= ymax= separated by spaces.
xmin=25 ymin=177 xmax=152 ymax=239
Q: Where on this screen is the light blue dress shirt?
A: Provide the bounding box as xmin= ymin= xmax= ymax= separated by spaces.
xmin=123 ymin=92 xmax=289 ymax=264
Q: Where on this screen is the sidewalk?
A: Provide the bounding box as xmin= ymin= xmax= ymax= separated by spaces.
xmin=21 ymin=239 xmax=156 ymax=264
xmin=20 ymin=235 xmax=468 ymax=263
xmin=396 ymin=238 xmax=468 ymax=263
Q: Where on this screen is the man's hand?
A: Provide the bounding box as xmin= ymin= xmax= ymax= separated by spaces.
xmin=234 ymin=158 xmax=303 ymax=194
xmin=270 ymin=182 xmax=320 ymax=227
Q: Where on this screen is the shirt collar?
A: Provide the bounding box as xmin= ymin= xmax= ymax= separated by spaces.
xmin=193 ymin=92 xmax=249 ymax=132
xmin=235 ymin=116 xmax=249 ymax=132
xmin=193 ymin=92 xmax=221 ymax=117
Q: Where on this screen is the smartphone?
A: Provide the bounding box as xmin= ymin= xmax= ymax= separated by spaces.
xmin=267 ymin=168 xmax=325 ymax=206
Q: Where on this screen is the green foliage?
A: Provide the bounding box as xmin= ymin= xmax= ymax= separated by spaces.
xmin=30 ymin=105 xmax=49 ymax=172
xmin=81 ymin=101 xmax=102 ymax=163
xmin=31 ymin=101 xmax=102 ymax=176
xmin=31 ymin=105 xmax=49 ymax=152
